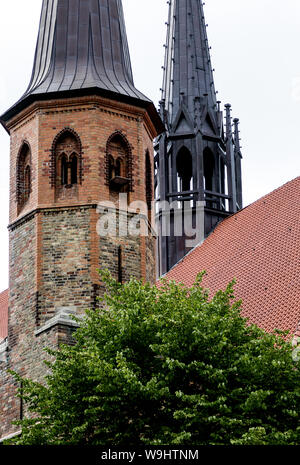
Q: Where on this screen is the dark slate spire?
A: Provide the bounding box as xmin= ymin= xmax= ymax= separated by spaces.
xmin=161 ymin=0 xmax=218 ymax=127
xmin=155 ymin=0 xmax=243 ymax=276
xmin=1 ymin=0 xmax=163 ymax=131
xmin=26 ymin=0 xmax=146 ymax=99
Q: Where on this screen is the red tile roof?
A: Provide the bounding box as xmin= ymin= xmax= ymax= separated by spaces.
xmin=0 ymin=289 xmax=8 ymax=341
xmin=162 ymin=177 xmax=300 ymax=338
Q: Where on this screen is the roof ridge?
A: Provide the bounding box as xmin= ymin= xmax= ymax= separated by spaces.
xmin=158 ymin=176 xmax=300 ymax=278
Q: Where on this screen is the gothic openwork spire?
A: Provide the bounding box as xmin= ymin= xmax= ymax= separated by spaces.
xmin=156 ymin=0 xmax=243 ymax=275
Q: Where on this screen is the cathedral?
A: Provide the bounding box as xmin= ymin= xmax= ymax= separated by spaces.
xmin=0 ymin=0 xmax=299 ymax=442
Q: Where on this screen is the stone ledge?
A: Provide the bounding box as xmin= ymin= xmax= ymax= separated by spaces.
xmin=0 ymin=430 xmax=22 ymax=443
xmin=0 ymin=338 xmax=8 ymax=363
xmin=35 ymin=307 xmax=81 ymax=337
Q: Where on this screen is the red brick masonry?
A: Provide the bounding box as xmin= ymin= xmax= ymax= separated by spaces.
xmin=0 ymin=289 xmax=8 ymax=341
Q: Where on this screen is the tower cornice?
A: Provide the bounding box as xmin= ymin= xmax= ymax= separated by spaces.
xmin=3 ymin=93 xmax=161 ymax=140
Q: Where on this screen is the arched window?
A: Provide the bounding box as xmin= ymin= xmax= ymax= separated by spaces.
xmin=203 ymin=148 xmax=214 ymax=192
xmin=145 ymin=150 xmax=153 ymax=212
xmin=106 ymin=132 xmax=132 ymax=192
xmin=52 ymin=129 xmax=81 ymax=198
xmin=176 ymin=147 xmax=193 ymax=192
xmin=17 ymin=142 xmax=32 ymax=212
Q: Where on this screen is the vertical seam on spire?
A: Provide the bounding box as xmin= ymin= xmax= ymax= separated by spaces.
xmin=69 ymin=0 xmax=80 ymax=90
xmin=117 ymin=0 xmax=134 ymax=83
xmin=106 ymin=0 xmax=130 ymax=97
xmin=82 ymin=13 xmax=93 ymax=89
xmin=34 ymin=0 xmax=49 ymax=89
xmin=58 ymin=0 xmax=69 ymax=91
xmin=43 ymin=0 xmax=58 ymax=93
xmin=95 ymin=0 xmax=119 ymax=93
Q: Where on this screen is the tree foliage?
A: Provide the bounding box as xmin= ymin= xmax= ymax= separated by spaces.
xmin=8 ymin=272 xmax=300 ymax=445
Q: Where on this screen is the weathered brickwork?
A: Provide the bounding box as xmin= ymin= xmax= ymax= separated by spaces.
xmin=0 ymin=359 xmax=19 ymax=441
xmin=145 ymin=234 xmax=156 ymax=284
xmin=0 ymin=94 xmax=157 ymax=440
xmin=37 ymin=207 xmax=93 ymax=326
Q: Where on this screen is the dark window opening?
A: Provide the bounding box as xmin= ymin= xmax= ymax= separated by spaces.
xmin=145 ymin=151 xmax=152 ymax=211
xmin=203 ymin=148 xmax=214 ymax=192
xmin=107 ymin=135 xmax=130 ymax=191
xmin=54 ymin=130 xmax=81 ymax=192
xmin=61 ymin=156 xmax=68 ymax=185
xmin=109 ymin=156 xmax=114 ymax=180
xmin=176 ymin=147 xmax=193 ymax=193
xmin=115 ymin=158 xmax=122 ymax=177
xmin=17 ymin=143 xmax=31 ymax=212
xmin=220 ymin=158 xmax=225 ymax=195
xmin=24 ymin=165 xmax=31 ymax=204
xmin=71 ymin=156 xmax=78 ymax=185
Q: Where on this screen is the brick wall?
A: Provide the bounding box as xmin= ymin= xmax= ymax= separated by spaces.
xmin=0 ymin=94 xmax=158 ymax=440
xmin=37 ymin=207 xmax=93 ymax=326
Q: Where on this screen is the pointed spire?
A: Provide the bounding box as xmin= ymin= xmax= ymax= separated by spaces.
xmin=1 ymin=0 xmax=164 ymax=132
xmin=156 ymin=1 xmax=244 ymax=275
xmin=161 ymin=0 xmax=217 ymax=126
xmin=25 ymin=0 xmax=146 ymax=99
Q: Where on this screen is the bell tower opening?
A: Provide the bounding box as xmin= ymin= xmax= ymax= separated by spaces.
xmin=17 ymin=142 xmax=31 ymax=213
xmin=176 ymin=147 xmax=193 ymax=193
xmin=203 ymin=148 xmax=214 ymax=193
xmin=53 ymin=129 xmax=81 ymax=199
xmin=106 ymin=133 xmax=132 ymax=194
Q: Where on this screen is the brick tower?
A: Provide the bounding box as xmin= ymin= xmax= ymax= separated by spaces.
xmin=0 ymin=0 xmax=163 ymax=440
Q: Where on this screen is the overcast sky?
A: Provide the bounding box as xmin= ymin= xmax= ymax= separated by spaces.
xmin=0 ymin=0 xmax=300 ymax=292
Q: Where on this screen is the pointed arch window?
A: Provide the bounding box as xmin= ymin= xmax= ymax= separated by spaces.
xmin=106 ymin=132 xmax=133 ymax=192
xmin=52 ymin=129 xmax=82 ymax=198
xmin=176 ymin=147 xmax=193 ymax=193
xmin=16 ymin=142 xmax=32 ymax=213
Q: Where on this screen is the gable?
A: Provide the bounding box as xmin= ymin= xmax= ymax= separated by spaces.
xmin=175 ymin=113 xmax=192 ymax=133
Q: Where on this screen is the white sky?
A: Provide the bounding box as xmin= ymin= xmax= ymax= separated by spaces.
xmin=0 ymin=0 xmax=300 ymax=292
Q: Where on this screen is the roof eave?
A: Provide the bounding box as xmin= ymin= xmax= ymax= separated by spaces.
xmin=1 ymin=87 xmax=165 ymax=136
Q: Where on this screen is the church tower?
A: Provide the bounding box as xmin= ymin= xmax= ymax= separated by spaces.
xmin=155 ymin=0 xmax=243 ymax=275
xmin=0 ymin=0 xmax=163 ymax=440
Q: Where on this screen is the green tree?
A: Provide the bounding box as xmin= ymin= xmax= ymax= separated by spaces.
xmin=7 ymin=272 xmax=300 ymax=445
